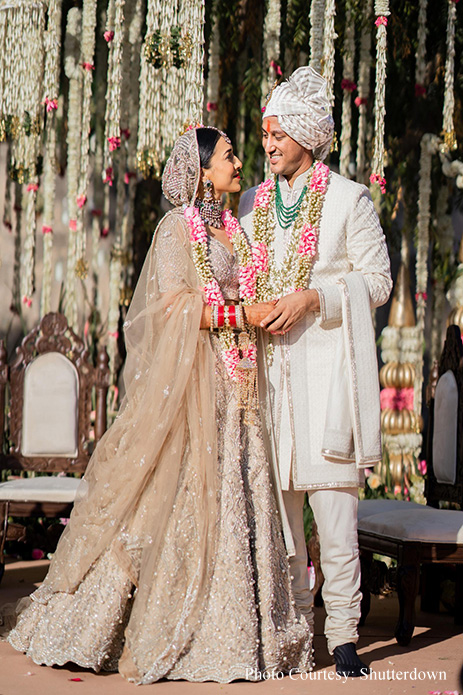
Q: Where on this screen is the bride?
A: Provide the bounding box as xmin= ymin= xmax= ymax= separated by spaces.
xmin=3 ymin=126 xmax=313 ymax=684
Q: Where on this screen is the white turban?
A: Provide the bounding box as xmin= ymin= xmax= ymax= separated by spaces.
xmin=263 ymin=66 xmax=334 ymax=161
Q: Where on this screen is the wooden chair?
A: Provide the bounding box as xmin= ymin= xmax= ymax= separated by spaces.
xmin=0 ymin=312 xmax=110 ymax=581
xmin=358 ymin=324 xmax=463 ymax=645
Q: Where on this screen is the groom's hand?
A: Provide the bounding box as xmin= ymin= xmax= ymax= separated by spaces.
xmin=244 ymin=301 xmax=278 ymax=327
xmin=260 ymin=290 xmax=320 ymax=334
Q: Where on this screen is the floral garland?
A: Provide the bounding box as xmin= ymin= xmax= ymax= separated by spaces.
xmin=64 ymin=7 xmax=83 ymax=330
xmin=309 ymin=0 xmax=326 ymax=73
xmin=252 ymin=161 xmax=330 ymax=301
xmin=442 ymin=0 xmax=457 ymax=151
xmin=205 ymin=9 xmax=220 ymax=124
xmin=355 ymin=0 xmax=373 ymax=183
xmin=339 ymin=1 xmax=356 ymax=178
xmin=414 ymin=0 xmax=428 ymax=98
xmin=415 ymin=133 xmax=441 ymax=426
xmin=322 ymin=0 xmax=337 ymax=114
xmin=184 ymin=207 xmax=257 ymax=380
xmin=41 ymin=0 xmax=63 ymax=317
xmin=262 ymin=0 xmax=281 ymax=101
xmin=370 ymin=0 xmax=390 ymax=194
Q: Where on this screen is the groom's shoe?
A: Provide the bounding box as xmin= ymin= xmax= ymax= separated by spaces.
xmin=333 ymin=643 xmax=370 ymax=678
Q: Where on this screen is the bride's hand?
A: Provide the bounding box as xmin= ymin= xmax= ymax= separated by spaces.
xmin=244 ymin=301 xmax=278 ymax=327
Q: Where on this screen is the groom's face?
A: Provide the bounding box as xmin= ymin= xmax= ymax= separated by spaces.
xmin=262 ymin=116 xmax=312 ymax=179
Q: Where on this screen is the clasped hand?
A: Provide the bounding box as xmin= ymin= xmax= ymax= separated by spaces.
xmin=249 ymin=290 xmax=319 ymax=335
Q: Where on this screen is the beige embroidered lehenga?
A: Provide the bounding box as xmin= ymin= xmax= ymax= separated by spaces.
xmin=4 ymin=130 xmax=312 ymax=684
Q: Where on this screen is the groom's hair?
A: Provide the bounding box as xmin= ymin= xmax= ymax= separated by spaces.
xmin=197 ymin=128 xmax=222 ymax=169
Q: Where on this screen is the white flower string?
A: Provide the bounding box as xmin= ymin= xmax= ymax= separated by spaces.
xmin=414 ymin=0 xmax=427 ymax=98
xmin=414 ymin=133 xmax=441 ymax=422
xmin=370 ymin=0 xmax=390 ymax=194
xmin=205 ymin=8 xmax=220 ymax=125
xmin=63 ymin=8 xmax=83 ymax=330
xmin=74 ymin=0 xmax=98 ymax=288
xmin=103 ymin=0 xmax=125 ymax=180
xmin=355 ymin=0 xmax=372 ymax=184
xmin=309 ymin=0 xmax=326 ymax=74
xmin=107 ymin=244 xmax=123 ymax=378
xmin=137 ymin=0 xmax=204 ymax=178
xmin=41 ymin=0 xmax=63 ymax=317
xmin=430 ymin=186 xmax=454 ymax=363
xmin=12 ymin=182 xmax=23 ymax=313
xmin=262 ymin=0 xmax=281 ymax=101
xmin=442 ymin=0 xmax=457 ymax=151
xmin=339 ymin=0 xmax=356 ymax=178
xmin=322 ymin=0 xmax=337 ymax=116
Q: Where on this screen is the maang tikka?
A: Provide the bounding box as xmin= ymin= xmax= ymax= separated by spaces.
xmin=195 ymin=178 xmax=223 ymax=228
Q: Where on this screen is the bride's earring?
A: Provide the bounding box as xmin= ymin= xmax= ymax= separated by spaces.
xmin=203 ymin=178 xmax=213 ymax=202
xmin=196 ymin=178 xmax=222 ymax=227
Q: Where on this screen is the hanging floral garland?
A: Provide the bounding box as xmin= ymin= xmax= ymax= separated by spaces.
xmin=12 ymin=183 xmax=23 ymax=314
xmin=355 ymin=0 xmax=372 ymax=184
xmin=322 ymin=0 xmax=337 ymax=120
xmin=261 ymin=0 xmax=281 ymax=102
xmin=74 ymin=0 xmax=98 ymax=288
xmin=0 ymin=1 xmax=47 ymax=309
xmin=369 ymin=0 xmax=390 ymax=194
xmin=137 ymin=0 xmax=204 ymax=179
xmin=205 ymin=7 xmax=220 ymax=124
xmin=442 ymin=0 xmax=457 ymax=151
xmin=309 ymin=0 xmax=326 ymax=74
xmin=414 ymin=0 xmax=427 ymax=98
xmin=414 ymin=132 xmax=441 ymax=421
xmin=339 ymin=1 xmax=356 ymax=178
xmin=63 ymin=8 xmax=83 ymax=330
xmin=40 ymin=0 xmax=63 ymax=317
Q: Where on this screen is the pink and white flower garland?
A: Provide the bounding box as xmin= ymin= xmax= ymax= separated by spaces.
xmin=184 ymin=206 xmax=257 ymax=380
xmin=252 ymin=161 xmax=330 ymax=301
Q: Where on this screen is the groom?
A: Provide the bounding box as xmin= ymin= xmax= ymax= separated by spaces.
xmin=239 ymin=67 xmax=392 ymax=677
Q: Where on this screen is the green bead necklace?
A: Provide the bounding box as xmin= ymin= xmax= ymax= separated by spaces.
xmin=274 ymin=164 xmax=315 ymax=229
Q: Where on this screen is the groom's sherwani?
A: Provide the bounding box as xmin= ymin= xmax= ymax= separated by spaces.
xmin=239 ymin=169 xmax=392 ymax=652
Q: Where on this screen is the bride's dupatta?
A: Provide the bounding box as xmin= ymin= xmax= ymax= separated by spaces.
xmin=15 ymin=209 xmax=219 ymax=681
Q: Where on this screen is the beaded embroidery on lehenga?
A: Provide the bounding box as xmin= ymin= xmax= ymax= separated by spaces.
xmin=4 ymin=214 xmax=313 ymax=684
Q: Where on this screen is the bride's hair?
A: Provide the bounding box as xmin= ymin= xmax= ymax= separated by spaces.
xmin=196 ymin=127 xmax=222 ymax=169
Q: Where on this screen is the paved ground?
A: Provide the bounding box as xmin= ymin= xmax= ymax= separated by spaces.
xmin=0 ymin=558 xmax=462 ymax=695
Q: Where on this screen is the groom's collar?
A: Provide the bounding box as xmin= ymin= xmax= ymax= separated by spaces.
xmin=277 ymin=170 xmax=311 ymax=194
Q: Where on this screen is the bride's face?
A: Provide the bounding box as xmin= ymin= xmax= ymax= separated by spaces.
xmin=203 ymin=137 xmax=242 ymax=199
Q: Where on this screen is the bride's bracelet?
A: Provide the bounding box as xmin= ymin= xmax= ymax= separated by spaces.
xmin=210 ymin=304 xmax=245 ymax=332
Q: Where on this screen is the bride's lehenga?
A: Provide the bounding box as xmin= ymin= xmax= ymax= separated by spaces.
xmin=5 ymin=212 xmax=312 ymax=684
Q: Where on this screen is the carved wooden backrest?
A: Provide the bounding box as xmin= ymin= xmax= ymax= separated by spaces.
xmin=426 ymin=324 xmax=463 ymax=507
xmin=0 ymin=313 xmax=110 ymax=474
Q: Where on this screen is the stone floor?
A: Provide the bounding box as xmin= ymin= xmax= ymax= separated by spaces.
xmin=0 ymin=558 xmax=462 ymax=695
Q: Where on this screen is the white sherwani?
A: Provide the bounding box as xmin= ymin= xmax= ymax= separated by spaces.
xmin=239 ymin=170 xmax=392 ymax=491
xmin=239 ymin=169 xmax=392 ymax=654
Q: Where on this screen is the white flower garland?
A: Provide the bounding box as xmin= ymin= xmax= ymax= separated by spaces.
xmin=381 ymin=326 xmax=421 ymax=366
xmin=137 ymin=0 xmax=204 ymax=178
xmin=339 ymin=1 xmax=355 ymax=178
xmin=415 ymin=0 xmax=427 ymax=95
xmin=415 ymin=133 xmax=441 ymax=423
xmin=107 ymin=245 xmax=123 ymax=379
xmin=322 ymin=0 xmax=337 ymax=113
xmin=370 ymin=0 xmax=390 ymax=194
xmin=442 ymin=0 xmax=457 ymax=151
xmin=382 ymin=432 xmax=423 ymax=458
xmin=309 ymin=0 xmax=326 ymax=74
xmin=12 ymin=182 xmax=22 ymax=313
xmin=64 ymin=8 xmax=83 ymax=330
xmin=262 ymin=0 xmax=281 ymax=101
xmin=356 ymin=0 xmax=373 ymax=184
xmin=205 ymin=9 xmax=220 ymax=125
xmin=75 ymin=0 xmax=98 ymax=286
xmin=41 ymin=0 xmax=63 ymax=317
